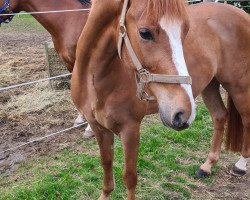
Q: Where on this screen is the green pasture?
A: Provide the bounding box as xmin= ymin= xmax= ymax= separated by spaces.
xmin=0 ymin=105 xmax=223 ymax=200
xmin=1 ymin=14 xmax=46 ymax=33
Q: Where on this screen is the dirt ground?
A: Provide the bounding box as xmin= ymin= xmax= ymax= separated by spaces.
xmin=0 ymin=18 xmax=249 ymax=199
xmin=0 ymin=22 xmax=85 ymax=175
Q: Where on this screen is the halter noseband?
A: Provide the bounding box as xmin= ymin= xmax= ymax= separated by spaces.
xmin=0 ymin=0 xmax=13 ymax=24
xmin=117 ymin=0 xmax=192 ymax=101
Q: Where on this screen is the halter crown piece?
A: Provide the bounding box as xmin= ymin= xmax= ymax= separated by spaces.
xmin=0 ymin=0 xmax=13 ymax=24
xmin=117 ymin=0 xmax=192 ymax=101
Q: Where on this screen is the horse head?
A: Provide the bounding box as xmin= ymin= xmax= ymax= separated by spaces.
xmin=118 ymin=0 xmax=196 ymax=130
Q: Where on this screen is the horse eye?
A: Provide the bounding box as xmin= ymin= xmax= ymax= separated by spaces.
xmin=139 ymin=29 xmax=154 ymax=41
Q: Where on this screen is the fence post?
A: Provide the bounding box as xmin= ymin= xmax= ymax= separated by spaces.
xmin=44 ymin=41 xmax=70 ymax=90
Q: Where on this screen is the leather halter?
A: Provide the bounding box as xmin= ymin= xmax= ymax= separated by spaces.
xmin=117 ymin=0 xmax=192 ymax=101
xmin=0 ymin=0 xmax=13 ymax=24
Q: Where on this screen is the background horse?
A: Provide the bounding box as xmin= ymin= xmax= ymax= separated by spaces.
xmin=0 ymin=0 xmax=90 ymax=70
xmin=185 ymin=3 xmax=250 ymax=177
xmin=0 ymin=0 xmax=93 ymax=135
xmin=71 ymin=0 xmax=194 ymax=199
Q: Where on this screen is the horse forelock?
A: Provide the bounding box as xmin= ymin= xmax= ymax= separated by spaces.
xmin=145 ymin=0 xmax=187 ymax=23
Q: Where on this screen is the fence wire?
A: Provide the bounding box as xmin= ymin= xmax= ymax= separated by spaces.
xmin=0 ymin=73 xmax=72 ymax=92
xmin=0 ymin=122 xmax=87 ymax=155
xmin=0 ymin=8 xmax=90 ymax=16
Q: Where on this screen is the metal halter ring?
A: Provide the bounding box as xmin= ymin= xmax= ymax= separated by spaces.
xmin=137 ymin=69 xmax=152 ymax=83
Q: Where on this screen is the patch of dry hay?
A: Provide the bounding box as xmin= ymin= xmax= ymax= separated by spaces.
xmin=0 ymin=84 xmax=72 ymax=118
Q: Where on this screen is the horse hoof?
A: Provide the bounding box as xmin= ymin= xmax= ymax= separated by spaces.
xmin=195 ymin=168 xmax=211 ymax=178
xmin=73 ymin=114 xmax=86 ymax=127
xmin=230 ymin=166 xmax=246 ymax=177
xmin=83 ymin=129 xmax=95 ymax=138
xmin=74 ymin=120 xmax=85 ymax=127
xmin=98 ymin=193 xmax=110 ymax=200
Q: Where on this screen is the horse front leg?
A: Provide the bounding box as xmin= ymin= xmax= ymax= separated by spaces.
xmin=120 ymin=124 xmax=140 ymax=200
xmin=196 ymin=79 xmax=228 ymax=177
xmin=92 ymin=125 xmax=115 ymax=200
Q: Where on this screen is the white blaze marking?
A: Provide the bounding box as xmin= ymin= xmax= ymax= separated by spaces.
xmin=160 ymin=18 xmax=196 ymax=124
xmin=235 ymin=156 xmax=249 ymax=171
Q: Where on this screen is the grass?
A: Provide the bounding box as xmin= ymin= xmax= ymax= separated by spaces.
xmin=1 ymin=14 xmax=46 ymax=33
xmin=0 ymin=104 xmax=219 ymax=200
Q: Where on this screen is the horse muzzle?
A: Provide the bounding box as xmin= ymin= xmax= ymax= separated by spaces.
xmin=160 ymin=108 xmax=190 ymax=131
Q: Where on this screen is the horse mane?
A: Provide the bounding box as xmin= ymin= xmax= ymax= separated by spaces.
xmin=146 ymin=0 xmax=187 ymax=22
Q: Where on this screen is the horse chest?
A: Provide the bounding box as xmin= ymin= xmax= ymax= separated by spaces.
xmin=93 ymin=108 xmax=122 ymax=133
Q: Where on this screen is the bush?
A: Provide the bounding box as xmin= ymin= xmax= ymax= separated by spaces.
xmin=227 ymin=1 xmax=250 ymax=13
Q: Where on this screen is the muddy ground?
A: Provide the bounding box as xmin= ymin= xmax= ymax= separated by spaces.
xmin=0 ymin=17 xmax=249 ymax=199
xmin=0 ymin=18 xmax=85 ymax=175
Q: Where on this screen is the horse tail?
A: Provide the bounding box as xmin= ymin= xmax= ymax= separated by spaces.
xmin=225 ymin=95 xmax=244 ymax=152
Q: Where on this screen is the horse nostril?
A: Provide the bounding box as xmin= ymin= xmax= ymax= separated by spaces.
xmin=173 ymin=112 xmax=184 ymax=128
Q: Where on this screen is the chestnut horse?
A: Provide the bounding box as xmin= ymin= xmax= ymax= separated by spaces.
xmin=186 ymin=3 xmax=250 ymax=177
xmin=72 ymin=6 xmax=250 ymax=199
xmin=71 ymin=0 xmax=195 ymax=199
xmin=1 ymin=0 xmax=248 ymax=178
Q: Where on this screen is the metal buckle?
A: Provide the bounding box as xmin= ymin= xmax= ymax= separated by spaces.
xmin=137 ymin=69 xmax=152 ymax=83
xmin=135 ymin=70 xmax=155 ymax=101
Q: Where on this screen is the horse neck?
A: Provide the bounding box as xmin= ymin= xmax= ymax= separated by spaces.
xmin=17 ymin=0 xmax=88 ymax=38
xmin=76 ymin=24 xmax=119 ymax=81
xmin=74 ymin=0 xmax=121 ymax=83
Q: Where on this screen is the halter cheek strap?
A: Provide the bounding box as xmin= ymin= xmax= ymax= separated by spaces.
xmin=117 ymin=0 xmax=192 ymax=101
xmin=0 ymin=0 xmax=14 ymax=24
